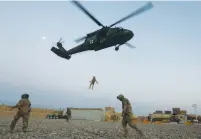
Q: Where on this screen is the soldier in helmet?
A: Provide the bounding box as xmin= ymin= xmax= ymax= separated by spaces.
xmin=117 ymin=94 xmax=144 ymax=137
xmin=66 ymin=108 xmax=71 ymax=122
xmin=9 ymin=93 xmax=31 ymax=132
xmin=89 ymin=76 xmax=98 ymax=90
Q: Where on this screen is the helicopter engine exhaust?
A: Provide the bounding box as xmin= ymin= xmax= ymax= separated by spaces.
xmin=51 ymin=47 xmax=71 ymax=60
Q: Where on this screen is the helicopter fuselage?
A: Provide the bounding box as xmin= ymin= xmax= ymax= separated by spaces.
xmin=66 ymin=27 xmax=134 ymax=56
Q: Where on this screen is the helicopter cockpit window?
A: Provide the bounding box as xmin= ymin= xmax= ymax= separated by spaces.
xmin=117 ymin=27 xmax=124 ymax=32
xmin=86 ymin=37 xmax=91 ymax=43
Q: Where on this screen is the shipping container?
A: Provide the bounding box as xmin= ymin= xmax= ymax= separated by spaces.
xmin=155 ymin=110 xmax=163 ymax=114
xmin=164 ymin=111 xmax=172 ymax=114
xmin=64 ymin=108 xmax=105 ymax=121
xmin=172 ymin=108 xmax=180 ymax=115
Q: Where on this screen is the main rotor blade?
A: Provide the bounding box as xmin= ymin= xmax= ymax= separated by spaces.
xmin=75 ymin=36 xmax=86 ymax=43
xmin=109 ymin=2 xmax=154 ymax=27
xmin=71 ymin=1 xmax=104 ymax=27
xmin=125 ymin=43 xmax=136 ymax=48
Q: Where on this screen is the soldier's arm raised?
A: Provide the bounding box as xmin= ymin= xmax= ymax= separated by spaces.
xmin=12 ymin=100 xmax=23 ymax=109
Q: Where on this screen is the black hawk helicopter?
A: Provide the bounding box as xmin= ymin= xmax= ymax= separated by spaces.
xmin=51 ymin=1 xmax=154 ymax=60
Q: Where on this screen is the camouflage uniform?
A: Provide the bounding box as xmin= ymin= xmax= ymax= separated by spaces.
xmin=66 ymin=108 xmax=71 ymax=122
xmin=10 ymin=94 xmax=31 ymax=132
xmin=89 ymin=76 xmax=98 ymax=90
xmin=117 ymin=94 xmax=144 ymax=137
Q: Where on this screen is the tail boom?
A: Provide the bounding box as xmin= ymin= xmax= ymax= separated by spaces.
xmin=51 ymin=47 xmax=71 ymax=60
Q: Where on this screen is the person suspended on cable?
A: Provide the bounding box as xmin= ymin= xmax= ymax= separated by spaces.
xmin=89 ymin=76 xmax=98 ymax=90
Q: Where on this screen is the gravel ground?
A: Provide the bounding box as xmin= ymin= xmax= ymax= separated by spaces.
xmin=0 ymin=117 xmax=201 ymax=139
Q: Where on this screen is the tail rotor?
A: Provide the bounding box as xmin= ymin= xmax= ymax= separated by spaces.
xmin=57 ymin=37 xmax=64 ymax=47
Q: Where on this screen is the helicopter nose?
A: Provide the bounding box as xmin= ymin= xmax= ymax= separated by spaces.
xmin=128 ymin=30 xmax=134 ymax=38
xmin=125 ymin=29 xmax=134 ymax=40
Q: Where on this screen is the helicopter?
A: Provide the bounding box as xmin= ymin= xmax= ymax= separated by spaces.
xmin=51 ymin=1 xmax=154 ymax=60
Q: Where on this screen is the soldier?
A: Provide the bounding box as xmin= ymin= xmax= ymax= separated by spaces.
xmin=9 ymin=93 xmax=31 ymax=132
xmin=117 ymin=94 xmax=144 ymax=137
xmin=66 ymin=108 xmax=71 ymax=122
xmin=89 ymin=76 xmax=98 ymax=90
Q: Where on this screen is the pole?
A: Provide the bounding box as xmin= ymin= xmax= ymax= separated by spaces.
xmin=192 ymin=104 xmax=197 ymax=120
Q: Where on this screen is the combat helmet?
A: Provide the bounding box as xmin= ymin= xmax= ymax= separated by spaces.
xmin=21 ymin=93 xmax=29 ymax=99
xmin=117 ymin=94 xmax=124 ymax=101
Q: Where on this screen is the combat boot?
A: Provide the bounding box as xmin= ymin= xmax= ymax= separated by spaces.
xmin=23 ymin=128 xmax=27 ymax=132
xmin=9 ymin=125 xmax=14 ymax=133
xmin=123 ymin=128 xmax=128 ymax=138
xmin=123 ymin=133 xmax=128 ymax=138
xmin=9 ymin=129 xmax=14 ymax=133
xmin=138 ymin=130 xmax=144 ymax=137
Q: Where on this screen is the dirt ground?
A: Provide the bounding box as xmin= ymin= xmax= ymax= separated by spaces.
xmin=0 ymin=116 xmax=201 ymax=139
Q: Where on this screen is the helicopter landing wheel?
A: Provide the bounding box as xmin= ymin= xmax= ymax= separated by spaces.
xmin=66 ymin=55 xmax=71 ymax=60
xmin=115 ymin=47 xmax=119 ymax=51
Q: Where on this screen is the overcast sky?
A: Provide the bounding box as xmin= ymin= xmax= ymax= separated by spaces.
xmin=0 ymin=1 xmax=200 ymax=116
